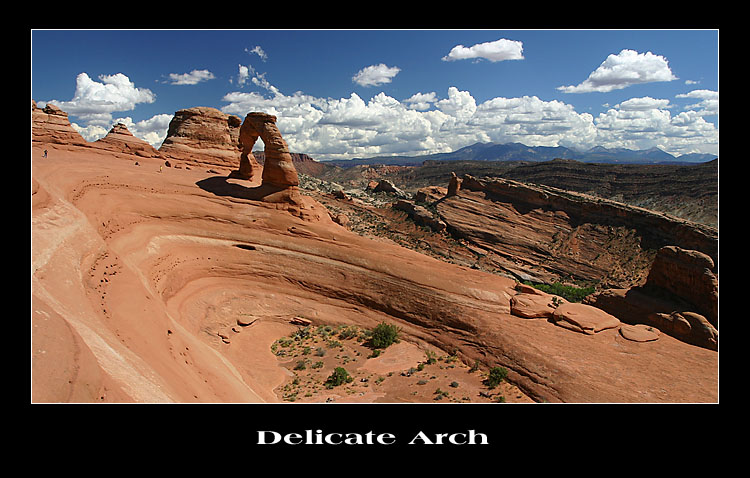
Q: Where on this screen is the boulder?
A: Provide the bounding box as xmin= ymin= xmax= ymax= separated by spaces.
xmin=648 ymin=311 xmax=717 ymax=350
xmin=333 ymin=213 xmax=350 ymax=227
xmin=644 ymin=246 xmax=718 ymax=327
xmin=552 ymin=302 xmax=620 ymax=335
xmin=510 ymin=292 xmax=562 ymax=319
xmin=290 ymin=317 xmax=312 ymax=326
xmin=585 ymin=287 xmax=718 ymax=350
xmin=371 ymin=179 xmax=407 ymax=198
xmin=619 ymin=324 xmax=660 ymax=342
xmin=393 ymin=200 xmax=447 ymax=232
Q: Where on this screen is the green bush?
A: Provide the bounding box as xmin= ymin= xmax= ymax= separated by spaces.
xmin=487 ymin=366 xmax=508 ymax=389
xmin=369 ymin=322 xmax=401 ymax=349
xmin=325 ymin=367 xmax=353 ymax=389
xmin=522 ymin=281 xmax=595 ymax=303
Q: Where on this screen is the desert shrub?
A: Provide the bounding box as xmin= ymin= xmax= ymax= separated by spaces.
xmin=294 ymin=360 xmax=307 ymax=370
xmin=338 ymin=326 xmax=358 ymax=340
xmin=522 ymin=281 xmax=595 ymax=303
xmin=369 ymin=322 xmax=401 ymax=349
xmin=486 ymin=366 xmax=508 ymax=389
xmin=292 ymin=326 xmax=311 ymax=341
xmin=325 ymin=367 xmax=353 ymax=389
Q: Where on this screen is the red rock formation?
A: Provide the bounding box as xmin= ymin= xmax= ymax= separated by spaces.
xmin=446 ymin=171 xmax=462 ymax=196
xmin=428 ymin=174 xmax=717 ymax=288
xmin=644 ymin=246 xmax=718 ymax=327
xmin=32 ymin=100 xmax=88 ymax=146
xmin=236 ymin=112 xmax=299 ymax=188
xmin=551 ymin=302 xmax=620 ymax=335
xmin=584 ymin=245 xmax=718 ymax=350
xmin=92 ymin=123 xmax=161 ymax=158
xmin=159 ymin=107 xmax=242 ymax=169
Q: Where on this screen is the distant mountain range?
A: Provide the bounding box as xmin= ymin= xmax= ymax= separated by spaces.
xmin=324 ymin=142 xmax=717 ymax=167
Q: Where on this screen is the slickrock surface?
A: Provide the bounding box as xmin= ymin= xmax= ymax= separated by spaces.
xmin=32 ymin=142 xmax=718 ymax=403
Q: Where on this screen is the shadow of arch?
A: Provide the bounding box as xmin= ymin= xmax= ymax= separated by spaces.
xmin=196 ymin=176 xmax=301 ymax=205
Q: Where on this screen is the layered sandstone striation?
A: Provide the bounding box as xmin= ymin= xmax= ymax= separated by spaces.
xmin=32 ymin=100 xmax=88 ymax=146
xmin=92 ymin=123 xmax=161 ymax=158
xmin=399 ymin=173 xmax=717 ymax=288
xmin=159 ymin=107 xmax=242 ymax=169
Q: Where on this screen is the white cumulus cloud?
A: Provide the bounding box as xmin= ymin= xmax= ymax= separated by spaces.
xmin=676 ymin=89 xmax=718 ymax=116
xmin=214 ymin=75 xmax=716 ymax=159
xmin=352 ymin=64 xmax=401 ymax=87
xmin=165 ymin=69 xmax=216 ymax=85
xmin=594 ymin=95 xmax=717 ymax=154
xmin=236 ymin=64 xmax=253 ymax=86
xmin=43 ymin=72 xmax=155 ymax=127
xmin=442 ymin=38 xmax=524 ymax=62
xmin=404 ymin=92 xmax=438 ymax=111
xmin=558 ymin=49 xmax=677 ymax=93
xmin=245 ymin=46 xmax=268 ymax=61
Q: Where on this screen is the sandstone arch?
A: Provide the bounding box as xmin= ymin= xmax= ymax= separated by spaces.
xmin=234 ymin=112 xmax=299 ymax=188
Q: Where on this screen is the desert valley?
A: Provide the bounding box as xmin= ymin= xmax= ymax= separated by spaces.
xmin=31 ymin=101 xmax=719 ymax=404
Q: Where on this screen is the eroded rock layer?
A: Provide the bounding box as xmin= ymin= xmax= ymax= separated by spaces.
xmin=32 ymin=100 xmax=88 ymax=146
xmin=159 ymin=107 xmax=242 ymax=169
xmin=92 ymin=123 xmax=161 ymax=158
xmin=405 ymin=174 xmax=717 ymax=289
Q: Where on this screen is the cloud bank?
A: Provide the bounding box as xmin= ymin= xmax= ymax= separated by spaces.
xmin=45 ymin=61 xmax=717 ymax=157
xmin=220 ymin=69 xmax=717 ymax=158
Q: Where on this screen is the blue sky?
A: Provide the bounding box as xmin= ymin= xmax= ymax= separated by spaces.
xmin=31 ymin=29 xmax=718 ymax=160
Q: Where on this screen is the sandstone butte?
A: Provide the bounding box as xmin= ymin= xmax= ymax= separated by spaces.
xmin=31 ymin=101 xmax=718 ymax=404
